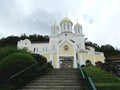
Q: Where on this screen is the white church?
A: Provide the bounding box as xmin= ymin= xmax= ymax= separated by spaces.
xmin=17 ymin=17 xmax=105 ymax=68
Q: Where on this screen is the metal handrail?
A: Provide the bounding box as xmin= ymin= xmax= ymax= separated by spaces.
xmin=88 ymin=77 xmax=97 ymax=90
xmin=77 ymin=63 xmax=97 ymax=90
xmin=9 ymin=63 xmax=38 ymax=80
xmin=78 ymin=64 xmax=86 ymax=79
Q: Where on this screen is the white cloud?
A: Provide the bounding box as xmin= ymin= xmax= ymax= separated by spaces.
xmin=0 ymin=0 xmax=120 ymax=48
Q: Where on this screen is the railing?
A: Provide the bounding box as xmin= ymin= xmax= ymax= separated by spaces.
xmin=77 ymin=64 xmax=85 ymax=79
xmin=77 ymin=63 xmax=97 ymax=90
xmin=9 ymin=63 xmax=38 ymax=80
xmin=88 ymin=77 xmax=97 ymax=90
xmin=5 ymin=62 xmax=52 ymax=90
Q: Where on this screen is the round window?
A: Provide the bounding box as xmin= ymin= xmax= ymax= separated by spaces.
xmin=64 ymin=45 xmax=69 ymax=51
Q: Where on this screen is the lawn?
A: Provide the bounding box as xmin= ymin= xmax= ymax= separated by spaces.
xmin=83 ymin=65 xmax=120 ymax=90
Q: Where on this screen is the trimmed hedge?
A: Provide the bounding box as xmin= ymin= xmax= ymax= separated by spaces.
xmin=0 ymin=52 xmax=37 ymax=81
xmin=0 ymin=52 xmax=53 ymax=90
xmin=32 ymin=54 xmax=47 ymax=65
xmin=83 ymin=65 xmax=120 ymax=90
xmin=0 ymin=46 xmax=30 ymax=61
xmin=0 ymin=46 xmax=17 ymax=61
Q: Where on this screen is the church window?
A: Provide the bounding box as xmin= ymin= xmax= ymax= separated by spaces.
xmin=54 ymin=29 xmax=55 ymax=34
xmin=37 ymin=47 xmax=38 ymax=52
xmin=78 ymin=27 xmax=80 ymax=33
xmin=46 ymin=46 xmax=47 ymax=51
xmin=33 ymin=48 xmax=35 ymax=52
xmin=67 ymin=23 xmax=69 ymax=30
xmin=43 ymin=47 xmax=44 ymax=51
xmin=76 ymin=53 xmax=78 ymax=59
xmin=53 ymin=45 xmax=55 ymax=49
xmin=64 ymin=45 xmax=69 ymax=51
xmin=33 ymin=47 xmax=38 ymax=53
xmin=64 ymin=23 xmax=65 ymax=30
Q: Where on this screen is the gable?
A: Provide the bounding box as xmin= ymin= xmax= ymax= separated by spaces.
xmin=59 ymin=41 xmax=74 ymax=56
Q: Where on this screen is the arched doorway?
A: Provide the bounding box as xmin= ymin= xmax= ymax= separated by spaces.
xmin=86 ymin=60 xmax=91 ymax=65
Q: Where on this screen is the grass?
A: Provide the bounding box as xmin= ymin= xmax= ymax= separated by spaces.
xmin=83 ymin=65 xmax=120 ymax=90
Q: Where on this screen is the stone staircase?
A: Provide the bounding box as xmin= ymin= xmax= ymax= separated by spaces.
xmin=19 ymin=69 xmax=83 ymax=90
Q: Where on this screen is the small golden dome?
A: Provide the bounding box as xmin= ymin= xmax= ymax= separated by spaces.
xmin=52 ymin=23 xmax=59 ymax=28
xmin=74 ymin=23 xmax=82 ymax=27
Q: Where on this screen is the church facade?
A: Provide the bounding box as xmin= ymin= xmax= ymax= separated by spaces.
xmin=17 ymin=17 xmax=105 ymax=68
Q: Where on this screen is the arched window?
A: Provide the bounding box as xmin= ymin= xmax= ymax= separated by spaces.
xmin=33 ymin=48 xmax=35 ymax=52
xmin=78 ymin=27 xmax=80 ymax=33
xmin=64 ymin=23 xmax=65 ymax=30
xmin=85 ymin=60 xmax=91 ymax=65
xmin=53 ymin=29 xmax=55 ymax=34
xmin=53 ymin=45 xmax=55 ymax=49
xmin=67 ymin=23 xmax=69 ymax=30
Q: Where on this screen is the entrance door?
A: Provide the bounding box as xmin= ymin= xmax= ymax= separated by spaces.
xmin=60 ymin=60 xmax=73 ymax=68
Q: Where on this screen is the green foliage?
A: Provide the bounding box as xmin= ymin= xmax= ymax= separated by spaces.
xmin=0 ymin=36 xmax=19 ymax=47
xmin=86 ymin=41 xmax=120 ymax=57
xmin=10 ymin=62 xmax=52 ymax=90
xmin=0 ymin=34 xmax=49 ymax=48
xmin=97 ymin=44 xmax=119 ymax=57
xmin=83 ymin=66 xmax=120 ymax=90
xmin=0 ymin=46 xmax=30 ymax=61
xmin=0 ymin=46 xmax=17 ymax=60
xmin=32 ymin=54 xmax=47 ymax=65
xmin=0 ymin=53 xmax=37 ymax=78
xmin=29 ymin=34 xmax=49 ymax=42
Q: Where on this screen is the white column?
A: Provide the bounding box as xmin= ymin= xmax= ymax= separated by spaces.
xmin=80 ymin=54 xmax=84 ymax=65
xmin=74 ymin=44 xmax=77 ymax=68
xmin=56 ymin=47 xmax=60 ymax=68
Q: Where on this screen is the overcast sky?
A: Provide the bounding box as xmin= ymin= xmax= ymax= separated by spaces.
xmin=0 ymin=0 xmax=120 ymax=48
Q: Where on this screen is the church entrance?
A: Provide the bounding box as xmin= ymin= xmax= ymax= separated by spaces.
xmin=59 ymin=57 xmax=73 ymax=68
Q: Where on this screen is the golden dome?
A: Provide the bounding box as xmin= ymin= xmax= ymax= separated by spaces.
xmin=74 ymin=22 xmax=82 ymax=27
xmin=52 ymin=23 xmax=59 ymax=28
xmin=60 ymin=17 xmax=73 ymax=25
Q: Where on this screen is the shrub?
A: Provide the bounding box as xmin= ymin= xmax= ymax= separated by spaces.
xmin=0 ymin=46 xmax=30 ymax=62
xmin=31 ymin=54 xmax=47 ymax=65
xmin=0 ymin=52 xmax=53 ymax=90
xmin=83 ymin=65 xmax=120 ymax=90
xmin=0 ymin=46 xmax=17 ymax=61
xmin=0 ymin=52 xmax=37 ymax=80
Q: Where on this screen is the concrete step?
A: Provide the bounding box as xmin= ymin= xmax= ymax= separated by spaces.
xmin=19 ymin=69 xmax=83 ymax=90
xmin=36 ymin=77 xmax=81 ymax=80
xmin=31 ymin=79 xmax=82 ymax=83
xmin=27 ymin=82 xmax=82 ymax=86
xmin=22 ymin=86 xmax=82 ymax=89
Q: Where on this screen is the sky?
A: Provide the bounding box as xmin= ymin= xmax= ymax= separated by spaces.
xmin=0 ymin=0 xmax=120 ymax=48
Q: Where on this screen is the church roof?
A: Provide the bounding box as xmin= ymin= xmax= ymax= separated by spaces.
xmin=32 ymin=41 xmax=49 ymax=44
xmin=85 ymin=42 xmax=96 ymax=48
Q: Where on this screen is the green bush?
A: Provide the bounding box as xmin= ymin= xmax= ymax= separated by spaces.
xmin=0 ymin=46 xmax=17 ymax=61
xmin=0 ymin=51 xmax=53 ymax=90
xmin=83 ymin=66 xmax=120 ymax=90
xmin=0 ymin=46 xmax=30 ymax=61
xmin=38 ymin=62 xmax=53 ymax=75
xmin=0 ymin=52 xmax=37 ymax=79
xmin=31 ymin=54 xmax=47 ymax=65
